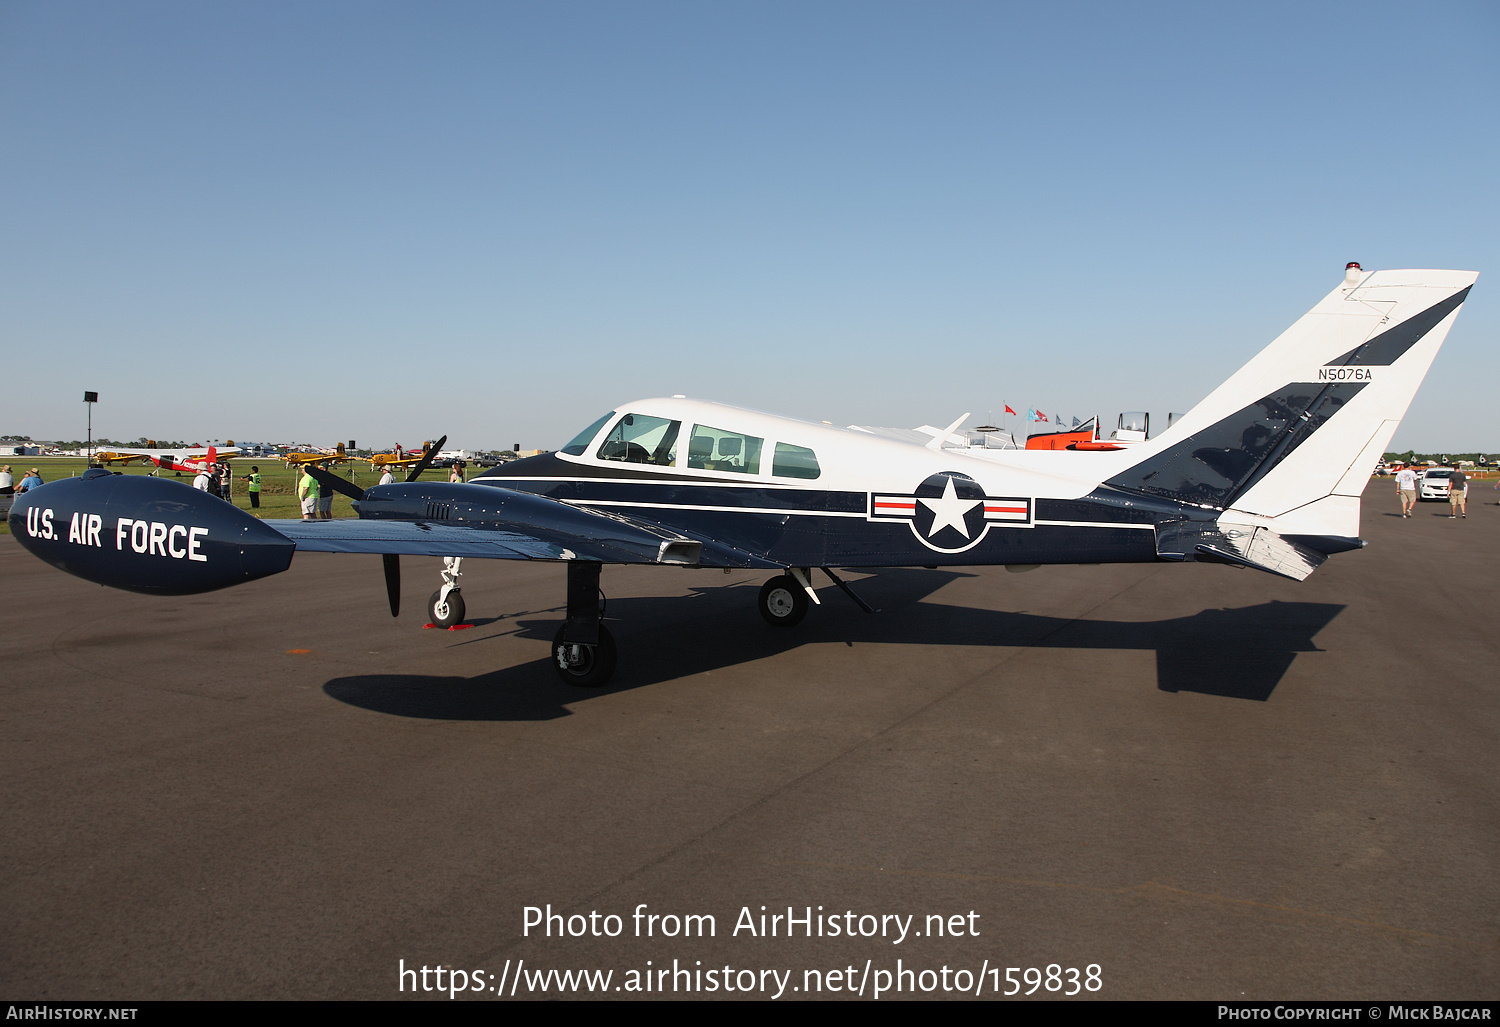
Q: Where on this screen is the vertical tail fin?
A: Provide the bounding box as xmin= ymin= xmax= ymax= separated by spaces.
xmin=1107 ymin=268 xmax=1476 ymax=540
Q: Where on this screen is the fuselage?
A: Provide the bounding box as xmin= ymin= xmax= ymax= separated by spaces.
xmin=458 ymin=397 xmax=1173 ymax=569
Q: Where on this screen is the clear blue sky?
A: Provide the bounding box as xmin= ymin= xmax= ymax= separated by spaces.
xmin=3 ymin=1 xmax=1496 ymax=452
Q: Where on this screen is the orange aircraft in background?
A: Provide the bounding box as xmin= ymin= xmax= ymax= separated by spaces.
xmin=1024 ymin=413 xmax=1159 ymax=451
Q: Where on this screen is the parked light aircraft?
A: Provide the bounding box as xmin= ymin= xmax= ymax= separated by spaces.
xmin=368 ymin=443 xmax=437 ymax=473
xmin=97 ymin=444 xmax=240 ymax=466
xmin=150 ymin=446 xmax=228 ymax=475
xmin=283 ymin=443 xmax=354 ymax=469
xmin=9 ymin=267 xmax=1476 ymax=687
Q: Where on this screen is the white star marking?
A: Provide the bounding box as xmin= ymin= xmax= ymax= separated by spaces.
xmin=918 ymin=476 xmax=982 ymax=539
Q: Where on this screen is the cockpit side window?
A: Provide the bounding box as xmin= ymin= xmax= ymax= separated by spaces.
xmin=688 ymin=425 xmax=763 ymax=474
xmin=772 ymin=442 xmax=820 ymax=479
xmin=597 ymin=413 xmax=681 ymax=466
xmin=561 ymin=411 xmax=616 ymax=456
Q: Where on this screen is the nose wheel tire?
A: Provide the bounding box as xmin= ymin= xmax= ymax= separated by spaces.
xmin=428 ymin=589 xmax=465 ymax=628
xmin=552 ymin=624 xmax=618 ymax=687
xmin=758 ymin=575 xmax=808 ymax=627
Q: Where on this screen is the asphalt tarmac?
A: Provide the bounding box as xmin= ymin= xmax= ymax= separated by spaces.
xmin=3 ymin=492 xmax=1497 ymax=1001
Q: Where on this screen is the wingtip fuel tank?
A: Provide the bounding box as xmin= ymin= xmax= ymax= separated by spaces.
xmin=9 ymin=469 xmax=295 ymax=594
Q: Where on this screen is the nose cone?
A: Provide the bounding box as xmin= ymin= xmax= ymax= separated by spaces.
xmin=9 ymin=470 xmax=295 ymax=594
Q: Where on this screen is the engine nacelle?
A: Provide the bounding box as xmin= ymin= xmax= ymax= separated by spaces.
xmin=8 ymin=469 xmax=295 ymax=594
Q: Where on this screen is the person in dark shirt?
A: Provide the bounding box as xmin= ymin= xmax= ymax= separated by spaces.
xmin=1449 ymin=469 xmax=1468 ymax=518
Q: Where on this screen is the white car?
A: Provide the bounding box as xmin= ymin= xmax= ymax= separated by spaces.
xmin=1418 ymin=469 xmax=1457 ymax=501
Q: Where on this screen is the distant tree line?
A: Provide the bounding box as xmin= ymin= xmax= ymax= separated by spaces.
xmin=1384 ymin=451 xmax=1498 ymax=464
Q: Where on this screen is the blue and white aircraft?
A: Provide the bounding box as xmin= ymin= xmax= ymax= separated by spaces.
xmin=9 ymin=266 xmax=1476 ymax=686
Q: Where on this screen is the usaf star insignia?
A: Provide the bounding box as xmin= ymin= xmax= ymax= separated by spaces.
xmin=869 ymin=472 xmax=1031 ymax=553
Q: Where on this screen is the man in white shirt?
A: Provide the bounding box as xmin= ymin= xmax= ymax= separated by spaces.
xmin=0 ymin=464 xmax=13 ymax=494
xmin=192 ymin=467 xmax=213 ymax=494
xmin=378 ymin=468 xmax=395 ymax=487
xmin=1395 ymin=467 xmax=1418 ymax=518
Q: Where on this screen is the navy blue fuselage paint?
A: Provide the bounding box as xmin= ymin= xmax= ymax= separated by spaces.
xmin=475 ymin=457 xmax=1163 ymax=568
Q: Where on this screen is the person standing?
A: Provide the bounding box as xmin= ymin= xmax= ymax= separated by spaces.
xmin=241 ymin=465 xmax=262 ymax=509
xmin=0 ymin=464 xmax=13 ymax=494
xmin=1449 ymin=468 xmax=1468 ymax=519
xmin=1395 ymin=466 xmax=1418 ymax=517
xmin=378 ymin=467 xmax=395 ymax=487
xmin=297 ymin=466 xmax=319 ymax=520
xmin=217 ymin=462 xmax=233 ymax=501
xmin=192 ymin=465 xmax=213 ymax=493
xmin=317 ymin=467 xmax=334 ymax=519
xmin=449 ymin=460 xmax=464 ymax=483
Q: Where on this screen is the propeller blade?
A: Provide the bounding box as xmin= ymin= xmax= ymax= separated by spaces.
xmin=304 ymin=464 xmax=365 ymax=501
xmin=404 ymin=435 xmax=448 ymax=483
xmin=382 ymin=554 xmax=400 ymax=617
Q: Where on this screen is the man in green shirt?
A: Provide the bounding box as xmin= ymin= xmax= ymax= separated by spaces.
xmin=240 ymin=465 xmax=263 ymax=509
xmin=297 ymin=467 xmax=319 ymax=520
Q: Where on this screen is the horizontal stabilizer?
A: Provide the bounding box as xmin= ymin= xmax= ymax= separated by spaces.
xmin=1156 ymin=521 xmax=1327 ymax=581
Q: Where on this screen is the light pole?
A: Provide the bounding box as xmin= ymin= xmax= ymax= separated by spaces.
xmin=83 ymin=391 xmax=98 ymax=460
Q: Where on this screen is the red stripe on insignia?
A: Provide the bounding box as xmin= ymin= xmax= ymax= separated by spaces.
xmin=985 ymin=505 xmax=1027 ymax=514
xmin=874 ymin=502 xmax=915 ymax=512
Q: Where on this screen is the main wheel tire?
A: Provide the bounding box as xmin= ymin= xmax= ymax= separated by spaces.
xmin=428 ymin=589 xmax=465 ymax=628
xmin=551 ymin=624 xmax=618 ymax=687
xmin=758 ymin=574 xmax=808 ymax=627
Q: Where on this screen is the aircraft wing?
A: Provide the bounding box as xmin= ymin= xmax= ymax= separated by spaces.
xmin=108 ymin=447 xmax=239 ymax=462
xmin=267 ymin=519 xmax=606 ymax=560
xmin=264 ymin=480 xmax=782 ymax=569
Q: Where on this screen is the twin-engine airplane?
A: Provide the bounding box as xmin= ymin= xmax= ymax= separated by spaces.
xmin=9 ymin=267 xmax=1476 ymax=687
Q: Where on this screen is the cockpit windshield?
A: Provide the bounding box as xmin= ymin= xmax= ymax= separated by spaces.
xmin=597 ymin=413 xmax=681 ymax=466
xmin=561 ymin=412 xmax=616 ymax=456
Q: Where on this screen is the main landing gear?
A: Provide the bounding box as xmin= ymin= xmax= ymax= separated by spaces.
xmin=552 ymin=561 xmax=617 ymax=687
xmin=546 ymin=563 xmax=874 ymax=689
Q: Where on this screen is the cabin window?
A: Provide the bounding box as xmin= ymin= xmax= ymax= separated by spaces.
xmin=562 ymin=411 xmax=616 ymax=456
xmin=772 ymin=442 xmax=821 ymax=479
xmin=687 ymin=425 xmax=762 ymax=474
xmin=597 ymin=413 xmax=681 ymax=466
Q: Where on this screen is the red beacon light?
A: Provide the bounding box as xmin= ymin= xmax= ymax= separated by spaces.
xmin=1344 ymin=261 xmax=1363 ymax=285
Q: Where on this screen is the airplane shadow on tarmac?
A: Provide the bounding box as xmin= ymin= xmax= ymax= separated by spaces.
xmin=323 ymin=568 xmax=1345 ymax=720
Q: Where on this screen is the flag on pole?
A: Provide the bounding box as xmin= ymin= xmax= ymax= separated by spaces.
xmin=1072 ymin=416 xmax=1081 ymax=427
xmin=1054 ymin=414 xmax=1063 ymax=425
xmin=1030 ymin=409 xmax=1047 ymax=422
xmin=1004 ymin=405 xmax=1016 ymax=416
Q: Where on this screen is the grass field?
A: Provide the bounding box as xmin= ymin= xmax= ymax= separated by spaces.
xmin=1 ymin=457 xmax=464 ymax=533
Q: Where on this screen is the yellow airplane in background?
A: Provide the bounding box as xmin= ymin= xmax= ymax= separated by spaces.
xmin=282 ymin=443 xmax=354 ymax=469
xmin=367 ymin=442 xmax=439 ymax=473
xmin=96 ymin=442 xmax=241 ymax=466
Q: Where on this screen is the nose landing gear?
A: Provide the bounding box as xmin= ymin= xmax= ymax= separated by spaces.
xmin=428 ymin=556 xmax=465 ymax=627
